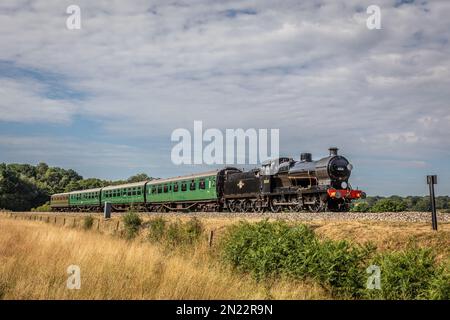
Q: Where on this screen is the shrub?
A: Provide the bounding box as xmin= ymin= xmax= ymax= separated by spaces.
xmin=148 ymin=216 xmax=167 ymax=242
xmin=220 ymin=220 xmax=375 ymax=297
xmin=221 ymin=220 xmax=315 ymax=280
xmin=304 ymin=240 xmax=375 ymax=298
xmin=183 ymin=217 xmax=203 ymax=244
xmin=149 ymin=217 xmax=204 ymax=247
xmin=122 ymin=212 xmax=142 ymax=239
xmin=166 ymin=220 xmax=184 ymax=246
xmin=364 ymin=247 xmax=449 ymax=300
xmin=31 ymin=202 xmax=51 ymax=212
xmin=83 ymin=215 xmax=94 ymax=230
xmin=350 ymin=202 xmax=370 ymax=213
xmin=370 ymin=199 xmax=407 ymax=212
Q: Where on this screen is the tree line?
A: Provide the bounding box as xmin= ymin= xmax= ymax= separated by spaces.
xmin=351 ymin=196 xmax=450 ymax=213
xmin=0 ymin=163 xmax=152 ymax=211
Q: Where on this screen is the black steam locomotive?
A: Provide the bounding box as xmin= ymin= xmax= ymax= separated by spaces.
xmin=222 ymin=147 xmax=365 ymax=212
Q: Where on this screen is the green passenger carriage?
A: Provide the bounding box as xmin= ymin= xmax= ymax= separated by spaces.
xmin=146 ymin=171 xmax=218 ymax=211
xmin=50 ymin=170 xmax=227 ymax=212
xmin=101 ymin=181 xmax=147 ymax=211
xmin=69 ymin=188 xmax=102 ymax=210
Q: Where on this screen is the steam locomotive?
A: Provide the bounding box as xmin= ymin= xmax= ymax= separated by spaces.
xmin=50 ymin=147 xmax=364 ymax=213
xmin=222 ymin=147 xmax=365 ymax=212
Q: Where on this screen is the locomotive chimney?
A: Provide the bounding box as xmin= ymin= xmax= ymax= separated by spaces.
xmin=300 ymin=153 xmax=312 ymax=162
xmin=329 ymin=147 xmax=338 ymax=156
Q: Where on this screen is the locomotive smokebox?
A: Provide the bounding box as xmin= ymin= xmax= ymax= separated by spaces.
xmin=300 ymin=153 xmax=312 ymax=162
xmin=329 ymin=147 xmax=338 ymax=156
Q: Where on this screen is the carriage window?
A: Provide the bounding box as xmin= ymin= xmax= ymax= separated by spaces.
xmin=157 ymin=186 xmax=162 ymax=193
xmin=128 ymin=190 xmax=132 ymax=196
xmin=173 ymin=183 xmax=179 ymax=192
xmin=137 ymin=189 xmax=141 ymax=195
xmin=199 ymin=180 xmax=205 ymax=189
xmin=190 ymin=181 xmax=196 ymax=190
xmin=132 ymin=190 xmax=137 ymax=196
xmin=152 ymin=187 xmax=156 ymax=194
xmin=181 ymin=183 xmax=187 ymax=191
xmin=164 ymin=185 xmax=168 ymax=193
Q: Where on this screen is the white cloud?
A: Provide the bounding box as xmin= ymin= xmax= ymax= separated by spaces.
xmin=0 ymin=0 xmax=450 ymax=193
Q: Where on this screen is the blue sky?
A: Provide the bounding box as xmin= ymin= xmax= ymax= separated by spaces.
xmin=0 ymin=0 xmax=449 ymax=196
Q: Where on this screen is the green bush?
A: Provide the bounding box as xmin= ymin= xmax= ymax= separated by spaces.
xmin=31 ymin=202 xmax=51 ymax=212
xmin=220 ymin=220 xmax=375 ymax=297
xmin=166 ymin=221 xmax=184 ymax=246
xmin=350 ymin=202 xmax=371 ymax=213
xmin=305 ymin=240 xmax=375 ymax=298
xmin=122 ymin=212 xmax=142 ymax=239
xmin=365 ymin=247 xmax=449 ymax=300
xmin=184 ymin=217 xmax=204 ymax=244
xmin=148 ymin=216 xmax=167 ymax=242
xmin=148 ymin=217 xmax=203 ymax=247
xmin=370 ymin=199 xmax=407 ymax=212
xmin=83 ymin=215 xmax=94 ymax=230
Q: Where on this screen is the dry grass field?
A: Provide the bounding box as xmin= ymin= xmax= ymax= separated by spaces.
xmin=0 ymin=212 xmax=448 ymax=300
xmin=0 ymin=215 xmax=326 ymax=300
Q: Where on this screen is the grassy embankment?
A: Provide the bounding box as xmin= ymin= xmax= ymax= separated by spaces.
xmin=0 ymin=212 xmax=448 ymax=299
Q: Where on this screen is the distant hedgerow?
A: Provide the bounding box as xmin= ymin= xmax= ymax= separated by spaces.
xmin=370 ymin=199 xmax=407 ymax=212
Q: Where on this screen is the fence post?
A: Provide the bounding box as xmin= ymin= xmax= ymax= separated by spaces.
xmin=208 ymin=230 xmax=214 ymax=247
xmin=116 ymin=220 xmax=120 ymax=231
xmin=73 ymin=218 xmax=76 ymax=228
xmin=54 ymin=216 xmax=57 ymax=224
xmin=63 ymin=217 xmax=66 ymax=226
xmin=97 ymin=219 xmax=100 ymax=230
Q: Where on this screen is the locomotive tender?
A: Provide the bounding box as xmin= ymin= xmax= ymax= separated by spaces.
xmin=50 ymin=147 xmax=365 ymax=213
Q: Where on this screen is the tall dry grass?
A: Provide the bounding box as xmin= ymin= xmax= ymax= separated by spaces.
xmin=0 ymin=216 xmax=326 ymax=300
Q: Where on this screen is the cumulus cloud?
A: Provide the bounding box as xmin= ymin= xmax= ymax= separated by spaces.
xmin=0 ymin=0 xmax=449 ymax=194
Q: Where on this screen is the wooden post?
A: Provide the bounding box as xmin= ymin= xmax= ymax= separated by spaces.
xmin=63 ymin=217 xmax=66 ymax=226
xmin=97 ymin=219 xmax=100 ymax=230
xmin=73 ymin=218 xmax=76 ymax=228
xmin=208 ymin=230 xmax=214 ymax=247
xmin=116 ymin=220 xmax=120 ymax=231
xmin=54 ymin=216 xmax=57 ymax=224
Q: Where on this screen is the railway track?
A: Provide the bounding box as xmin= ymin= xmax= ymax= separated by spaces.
xmin=2 ymin=211 xmax=449 ymax=223
xmin=150 ymin=211 xmax=450 ymax=223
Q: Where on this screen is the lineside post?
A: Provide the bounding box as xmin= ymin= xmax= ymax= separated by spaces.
xmin=427 ymin=175 xmax=438 ymax=231
xmin=104 ymin=202 xmax=111 ymax=219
